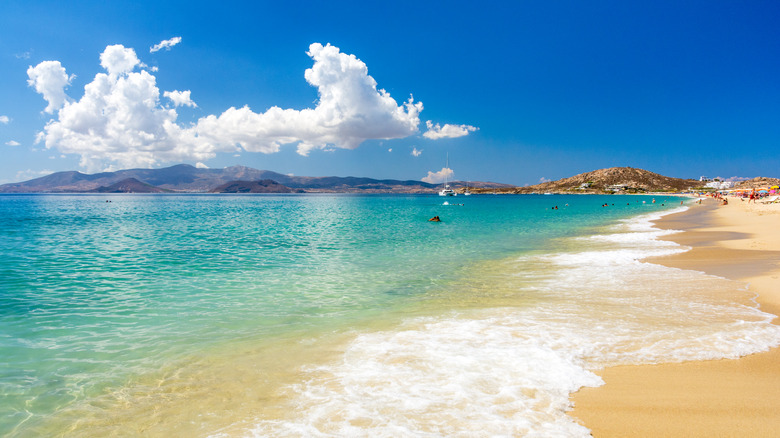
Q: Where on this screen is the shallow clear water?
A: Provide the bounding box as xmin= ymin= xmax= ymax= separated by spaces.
xmin=1 ymin=194 xmax=777 ymax=436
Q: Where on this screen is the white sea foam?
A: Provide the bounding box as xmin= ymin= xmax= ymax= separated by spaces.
xmin=247 ymin=312 xmax=601 ymax=437
xmin=239 ymin=206 xmax=780 ymax=437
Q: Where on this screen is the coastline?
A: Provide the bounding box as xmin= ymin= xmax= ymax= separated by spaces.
xmin=570 ymin=197 xmax=780 ymax=436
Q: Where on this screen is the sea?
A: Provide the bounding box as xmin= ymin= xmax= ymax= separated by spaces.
xmin=1 ymin=193 xmax=779 ymax=437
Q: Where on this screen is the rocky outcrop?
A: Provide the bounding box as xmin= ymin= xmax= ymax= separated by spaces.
xmin=734 ymin=177 xmax=780 ymax=190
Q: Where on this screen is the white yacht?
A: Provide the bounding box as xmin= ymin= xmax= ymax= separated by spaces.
xmin=439 ymin=184 xmax=456 ymax=196
xmin=438 ymin=154 xmax=456 ymax=196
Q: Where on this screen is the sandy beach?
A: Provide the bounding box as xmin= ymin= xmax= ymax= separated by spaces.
xmin=571 ymin=197 xmax=780 ymax=437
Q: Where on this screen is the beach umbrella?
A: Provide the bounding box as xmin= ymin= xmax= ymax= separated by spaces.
xmin=758 ymin=190 xmax=769 ymax=194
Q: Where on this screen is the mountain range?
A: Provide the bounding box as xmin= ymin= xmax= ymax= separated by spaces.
xmin=0 ymin=164 xmax=511 ymax=194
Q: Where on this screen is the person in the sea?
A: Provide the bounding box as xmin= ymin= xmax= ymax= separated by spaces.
xmin=429 ymin=216 xmax=441 ymax=222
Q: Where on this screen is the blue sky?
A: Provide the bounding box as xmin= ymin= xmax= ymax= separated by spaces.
xmin=1 ymin=0 xmax=778 ymax=186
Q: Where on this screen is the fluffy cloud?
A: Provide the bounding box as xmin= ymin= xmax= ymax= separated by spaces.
xmin=6 ymin=140 xmax=20 ymax=146
xmin=31 ymin=45 xmax=191 ymax=170
xmin=0 ymin=115 xmax=9 ymax=124
xmin=30 ymin=43 xmax=425 ymax=171
xmin=27 ymin=61 xmax=73 ymax=114
xmin=150 ymin=37 xmax=182 ymax=53
xmin=423 ymin=121 xmax=478 ymax=139
xmin=422 ymin=167 xmax=454 ymax=184
xmin=196 ymin=42 xmax=423 ymax=157
xmin=411 ymin=147 xmax=422 ymax=157
xmin=100 ymin=45 xmax=140 ymax=75
xmin=164 ymin=90 xmax=197 ymax=107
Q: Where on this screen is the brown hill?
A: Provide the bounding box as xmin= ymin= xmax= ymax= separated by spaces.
xmin=209 ymin=180 xmax=300 ymax=193
xmin=734 ymin=177 xmax=780 ymax=190
xmin=472 ymin=167 xmax=699 ymax=194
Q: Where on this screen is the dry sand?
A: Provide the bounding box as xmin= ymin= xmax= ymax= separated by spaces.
xmin=570 ymin=197 xmax=780 ymax=437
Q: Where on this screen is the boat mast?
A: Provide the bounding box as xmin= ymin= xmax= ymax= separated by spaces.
xmin=445 ymin=152 xmax=450 ymax=187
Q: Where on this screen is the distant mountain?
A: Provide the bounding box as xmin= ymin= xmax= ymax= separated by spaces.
xmin=0 ymin=165 xmax=285 ymax=193
xmin=89 ymin=178 xmax=169 ymax=193
xmin=0 ymin=164 xmax=510 ymax=194
xmin=209 ymin=180 xmax=301 ymax=193
xmin=471 ymin=167 xmax=699 ymax=194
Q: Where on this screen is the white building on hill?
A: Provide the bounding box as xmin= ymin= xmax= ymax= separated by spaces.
xmin=704 ymin=181 xmax=734 ymax=190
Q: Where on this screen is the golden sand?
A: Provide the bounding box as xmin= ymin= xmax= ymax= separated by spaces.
xmin=570 ymin=197 xmax=780 ymax=437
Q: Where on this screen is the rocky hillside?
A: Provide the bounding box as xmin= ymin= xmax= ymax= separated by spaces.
xmin=734 ymin=177 xmax=780 ymax=190
xmin=472 ymin=167 xmax=698 ymax=194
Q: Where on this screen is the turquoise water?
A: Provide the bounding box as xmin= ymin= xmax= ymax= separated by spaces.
xmin=1 ymin=194 xmax=778 ymax=436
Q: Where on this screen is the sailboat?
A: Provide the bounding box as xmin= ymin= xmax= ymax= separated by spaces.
xmin=438 ymin=154 xmax=456 ymax=196
xmin=463 ymin=181 xmax=472 ymax=196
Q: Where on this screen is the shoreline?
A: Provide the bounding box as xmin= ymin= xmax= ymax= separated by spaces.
xmin=570 ymin=198 xmax=780 ymax=436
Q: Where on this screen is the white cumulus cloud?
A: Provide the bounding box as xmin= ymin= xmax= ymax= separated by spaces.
xmin=27 ymin=61 xmax=73 ymax=114
xmin=6 ymin=140 xmax=20 ymax=146
xmin=423 ymin=120 xmax=478 ymax=140
xmin=30 ymin=43 xmax=425 ymax=172
xmin=164 ymin=90 xmax=197 ymax=107
xmin=422 ymin=167 xmax=454 ymax=184
xmin=150 ymin=37 xmax=182 ymax=53
xmin=31 ymin=45 xmax=190 ymax=170
xmin=411 ymin=147 xmax=422 ymax=157
xmin=100 ymin=44 xmax=140 ymax=75
xmin=0 ymin=115 xmax=9 ymax=124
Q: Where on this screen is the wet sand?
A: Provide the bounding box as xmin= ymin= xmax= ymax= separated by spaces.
xmin=570 ymin=197 xmax=780 ymax=437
